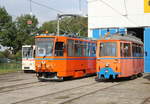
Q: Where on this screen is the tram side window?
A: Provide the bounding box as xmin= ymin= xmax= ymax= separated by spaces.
xmin=124 ymin=43 xmax=131 ymax=57
xmin=74 ymin=40 xmax=82 ymax=57
xmin=120 ymin=43 xmax=131 ymax=57
xmin=78 ymin=41 xmax=82 ymax=56
xmin=82 ymin=42 xmax=86 ymax=57
xmin=68 ymin=40 xmax=74 ymax=56
xmin=133 ymin=45 xmax=143 ymax=57
xmin=120 ymin=43 xmax=124 ymax=57
xmin=91 ymin=43 xmax=96 ymax=57
xmin=82 ymin=42 xmax=91 ymax=57
xmin=141 ymin=46 xmax=144 ymax=57
xmin=87 ymin=43 xmax=91 ymax=56
xmin=132 ymin=44 xmax=136 ymax=57
xmin=55 ymin=42 xmax=64 ymax=56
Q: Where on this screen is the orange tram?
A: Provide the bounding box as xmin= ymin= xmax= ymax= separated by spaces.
xmin=95 ymin=34 xmax=144 ymax=81
xmin=35 ymin=34 xmax=96 ymax=81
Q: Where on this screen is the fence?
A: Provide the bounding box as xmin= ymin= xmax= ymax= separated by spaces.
xmin=0 ymin=58 xmax=22 ymax=72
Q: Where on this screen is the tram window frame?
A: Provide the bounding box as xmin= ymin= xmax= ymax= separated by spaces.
xmin=36 ymin=38 xmax=54 ymax=57
xmin=67 ymin=40 xmax=74 ymax=56
xmin=132 ymin=43 xmax=143 ymax=57
xmin=55 ymin=42 xmax=65 ymax=56
xmin=67 ymin=39 xmax=96 ymax=57
xmin=141 ymin=46 xmax=144 ymax=57
xmin=120 ymin=43 xmax=131 ymax=57
xmin=100 ymin=42 xmax=117 ymax=57
xmin=91 ymin=43 xmax=96 ymax=57
xmin=132 ymin=44 xmax=136 ymax=57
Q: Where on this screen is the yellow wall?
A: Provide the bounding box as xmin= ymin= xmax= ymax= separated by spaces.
xmin=144 ymin=0 xmax=150 ymax=13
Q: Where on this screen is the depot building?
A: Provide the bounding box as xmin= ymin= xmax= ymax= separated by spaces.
xmin=88 ymin=0 xmax=150 ymax=72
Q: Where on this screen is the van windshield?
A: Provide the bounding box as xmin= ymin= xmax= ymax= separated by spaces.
xmin=36 ymin=38 xmax=54 ymax=57
xmin=22 ymin=47 xmax=34 ymax=58
xmin=100 ymin=42 xmax=117 ymax=57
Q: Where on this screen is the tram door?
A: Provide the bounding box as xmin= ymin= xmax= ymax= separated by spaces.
xmin=144 ymin=28 xmax=150 ymax=72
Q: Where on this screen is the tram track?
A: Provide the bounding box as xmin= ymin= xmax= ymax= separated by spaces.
xmin=0 ymin=81 xmax=48 ymax=93
xmin=12 ymin=81 xmax=99 ymax=104
xmin=11 ymin=81 xmax=124 ymax=104
xmin=59 ymin=83 xmax=121 ymax=104
xmin=141 ymin=97 xmax=150 ymax=104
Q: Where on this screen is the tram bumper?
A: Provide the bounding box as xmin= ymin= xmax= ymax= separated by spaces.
xmin=36 ymin=72 xmax=63 ymax=81
xmin=97 ymin=67 xmax=120 ymax=79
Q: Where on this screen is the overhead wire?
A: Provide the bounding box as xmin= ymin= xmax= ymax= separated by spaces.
xmin=27 ymin=0 xmax=63 ymax=13
xmin=98 ymin=0 xmax=139 ymax=27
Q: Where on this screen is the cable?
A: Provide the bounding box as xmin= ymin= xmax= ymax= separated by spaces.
xmin=27 ymin=0 xmax=63 ymax=13
xmin=98 ymin=0 xmax=139 ymax=27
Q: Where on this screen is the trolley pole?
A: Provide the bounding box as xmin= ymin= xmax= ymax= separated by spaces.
xmin=57 ymin=14 xmax=60 ymax=36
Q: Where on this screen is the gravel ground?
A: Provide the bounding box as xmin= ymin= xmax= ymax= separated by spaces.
xmin=0 ymin=72 xmax=150 ymax=104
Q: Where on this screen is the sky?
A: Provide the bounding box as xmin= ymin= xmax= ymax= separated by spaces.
xmin=0 ymin=0 xmax=87 ymax=25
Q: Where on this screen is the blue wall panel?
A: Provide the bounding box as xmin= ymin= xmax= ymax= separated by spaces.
xmin=101 ymin=29 xmax=107 ymax=37
xmin=92 ymin=28 xmax=126 ymax=38
xmin=144 ymin=28 xmax=150 ymax=73
xmin=119 ymin=28 xmax=126 ymax=34
xmin=109 ymin=28 xmax=118 ymax=34
xmin=92 ymin=29 xmax=100 ymax=38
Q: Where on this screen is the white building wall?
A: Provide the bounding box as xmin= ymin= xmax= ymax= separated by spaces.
xmin=88 ymin=0 xmax=150 ymax=35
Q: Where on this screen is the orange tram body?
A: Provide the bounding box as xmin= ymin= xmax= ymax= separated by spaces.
xmin=35 ymin=35 xmax=96 ymax=81
xmin=95 ymin=34 xmax=144 ymax=81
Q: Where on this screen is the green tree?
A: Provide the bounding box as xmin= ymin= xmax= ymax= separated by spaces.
xmin=0 ymin=7 xmax=12 ymax=31
xmin=0 ymin=7 xmax=16 ymax=53
xmin=13 ymin=14 xmax=38 ymax=53
xmin=59 ymin=16 xmax=88 ymax=37
xmin=15 ymin=14 xmax=38 ymax=45
xmin=40 ymin=16 xmax=88 ymax=37
xmin=0 ymin=9 xmax=39 ymax=54
xmin=40 ymin=20 xmax=57 ymax=34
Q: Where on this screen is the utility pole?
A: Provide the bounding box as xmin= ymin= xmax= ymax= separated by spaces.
xmin=30 ymin=0 xmax=33 ymax=15
xmin=57 ymin=14 xmax=60 ymax=36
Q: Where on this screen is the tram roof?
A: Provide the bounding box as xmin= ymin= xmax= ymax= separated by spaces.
xmin=98 ymin=33 xmax=143 ymax=45
xmin=35 ymin=34 xmax=97 ymax=41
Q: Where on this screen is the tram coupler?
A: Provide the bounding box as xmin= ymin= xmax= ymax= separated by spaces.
xmin=97 ymin=67 xmax=119 ymax=80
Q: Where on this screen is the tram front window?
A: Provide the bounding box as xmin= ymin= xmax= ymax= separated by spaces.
xmin=36 ymin=38 xmax=54 ymax=57
xmin=22 ymin=47 xmax=33 ymax=58
xmin=100 ymin=42 xmax=117 ymax=57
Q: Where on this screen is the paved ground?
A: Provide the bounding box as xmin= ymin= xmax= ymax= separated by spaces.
xmin=0 ymin=72 xmax=150 ymax=104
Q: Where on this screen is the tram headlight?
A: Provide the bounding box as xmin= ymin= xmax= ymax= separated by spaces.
xmin=37 ymin=65 xmax=41 ymax=68
xmin=105 ymin=63 xmax=109 ymax=67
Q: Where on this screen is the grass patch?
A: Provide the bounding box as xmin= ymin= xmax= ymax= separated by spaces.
xmin=0 ymin=68 xmax=21 ymax=74
xmin=0 ymin=63 xmax=22 ymax=74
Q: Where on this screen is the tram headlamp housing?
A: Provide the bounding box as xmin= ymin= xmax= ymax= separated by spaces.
xmin=105 ymin=63 xmax=109 ymax=67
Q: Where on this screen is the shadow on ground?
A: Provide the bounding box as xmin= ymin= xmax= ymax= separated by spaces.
xmin=143 ymin=74 xmax=150 ymax=81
